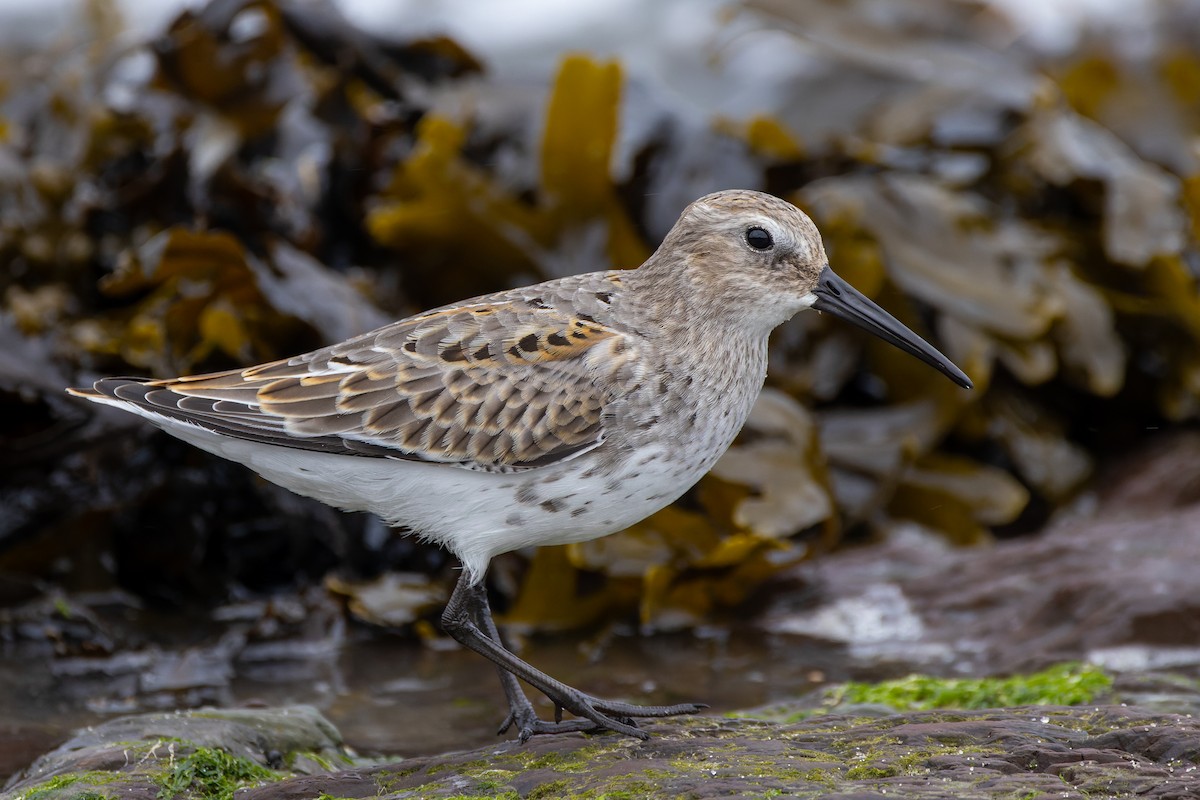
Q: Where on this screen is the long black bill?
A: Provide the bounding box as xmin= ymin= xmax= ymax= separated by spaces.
xmin=811 ymin=267 xmax=973 ymax=390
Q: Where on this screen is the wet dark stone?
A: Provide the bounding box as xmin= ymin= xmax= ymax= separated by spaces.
xmin=9 ymin=703 xmax=1200 ymax=799
xmin=764 ymin=433 xmax=1200 ymax=681
xmin=4 ymin=706 xmax=346 ymax=800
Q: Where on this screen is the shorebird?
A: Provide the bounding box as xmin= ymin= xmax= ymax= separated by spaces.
xmin=69 ymin=190 xmax=971 ymax=740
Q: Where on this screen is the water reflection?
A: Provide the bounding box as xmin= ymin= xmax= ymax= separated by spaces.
xmin=0 ymin=628 xmax=845 ymax=775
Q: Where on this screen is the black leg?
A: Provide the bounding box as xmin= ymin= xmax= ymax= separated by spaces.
xmin=441 ymin=571 xmax=706 ymax=741
xmin=468 ymin=582 xmax=600 ymax=740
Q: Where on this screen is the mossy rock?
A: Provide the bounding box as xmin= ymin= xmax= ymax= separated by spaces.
xmin=4 ymin=706 xmax=350 ymax=800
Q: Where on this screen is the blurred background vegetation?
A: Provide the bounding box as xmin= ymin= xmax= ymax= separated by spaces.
xmin=1 ymin=0 xmax=1198 ymax=655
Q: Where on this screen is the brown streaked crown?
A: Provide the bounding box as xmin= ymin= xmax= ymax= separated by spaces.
xmin=632 ymin=190 xmax=828 ymax=330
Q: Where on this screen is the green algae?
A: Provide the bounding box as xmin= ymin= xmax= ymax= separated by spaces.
xmin=526 ymin=779 xmax=575 ymax=798
xmin=156 ymin=747 xmax=278 ymax=800
xmin=515 ymin=743 xmax=616 ymax=773
xmin=842 ymin=744 xmax=968 ymax=780
xmin=433 ymin=741 xmax=618 ymax=780
xmin=378 ymin=742 xmax=632 ymax=798
xmin=15 ymin=773 xmax=123 ymax=800
xmin=831 ymin=663 xmax=1112 ymax=711
xmin=286 ymin=748 xmax=355 ymax=772
xmin=801 ymin=767 xmax=838 ymax=787
xmin=374 ymin=765 xmax=419 ymax=794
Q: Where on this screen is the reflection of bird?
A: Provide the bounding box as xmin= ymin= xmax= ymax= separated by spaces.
xmin=69 ymin=190 xmax=971 ymax=740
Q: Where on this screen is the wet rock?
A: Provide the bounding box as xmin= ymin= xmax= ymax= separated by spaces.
xmin=3 ymin=705 xmax=348 ymax=800
xmin=8 ymin=703 xmax=1200 ymax=799
xmin=764 ymin=432 xmax=1200 ymax=678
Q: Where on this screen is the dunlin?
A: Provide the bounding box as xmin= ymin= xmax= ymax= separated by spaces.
xmin=70 ymin=190 xmax=971 ymax=740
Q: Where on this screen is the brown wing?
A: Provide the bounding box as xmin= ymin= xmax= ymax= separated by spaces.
xmin=81 ymin=299 xmax=639 ymax=471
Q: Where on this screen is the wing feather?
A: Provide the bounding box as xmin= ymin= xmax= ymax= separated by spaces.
xmin=75 ymin=290 xmax=639 ymax=472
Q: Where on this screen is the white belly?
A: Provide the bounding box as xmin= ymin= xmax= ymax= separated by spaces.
xmin=143 ymin=412 xmax=707 ymax=584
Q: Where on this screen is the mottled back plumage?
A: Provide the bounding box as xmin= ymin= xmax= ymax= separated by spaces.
xmin=83 ymin=271 xmax=639 ymax=472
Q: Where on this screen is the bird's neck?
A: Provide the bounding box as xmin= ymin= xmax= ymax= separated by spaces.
xmin=622 ymin=262 xmax=776 ymax=353
xmin=622 ymin=267 xmax=772 ymax=423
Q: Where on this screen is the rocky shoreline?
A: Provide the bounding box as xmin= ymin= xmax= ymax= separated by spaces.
xmin=7 ymin=681 xmax=1200 ymax=800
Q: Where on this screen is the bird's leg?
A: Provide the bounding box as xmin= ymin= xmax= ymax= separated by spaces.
xmin=441 ymin=572 xmax=706 ymax=741
xmin=466 ymin=581 xmax=599 ymax=739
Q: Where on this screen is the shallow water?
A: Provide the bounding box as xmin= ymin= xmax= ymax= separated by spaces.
xmin=0 ymin=627 xmax=852 ymax=778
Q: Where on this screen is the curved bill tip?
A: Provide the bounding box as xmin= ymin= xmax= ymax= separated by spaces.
xmin=811 ymin=267 xmax=973 ymax=390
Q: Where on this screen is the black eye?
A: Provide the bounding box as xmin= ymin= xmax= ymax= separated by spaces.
xmin=746 ymin=226 xmax=773 ymax=251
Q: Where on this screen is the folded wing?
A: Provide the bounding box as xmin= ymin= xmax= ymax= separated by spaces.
xmin=73 ymin=300 xmax=637 ymax=472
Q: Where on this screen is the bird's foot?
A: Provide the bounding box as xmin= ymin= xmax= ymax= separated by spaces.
xmin=497 ymin=706 xmax=604 ymax=741
xmin=444 ymin=574 xmax=706 ymax=742
xmin=498 ymin=689 xmax=707 ymax=741
xmin=580 ymin=695 xmax=709 ymax=720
